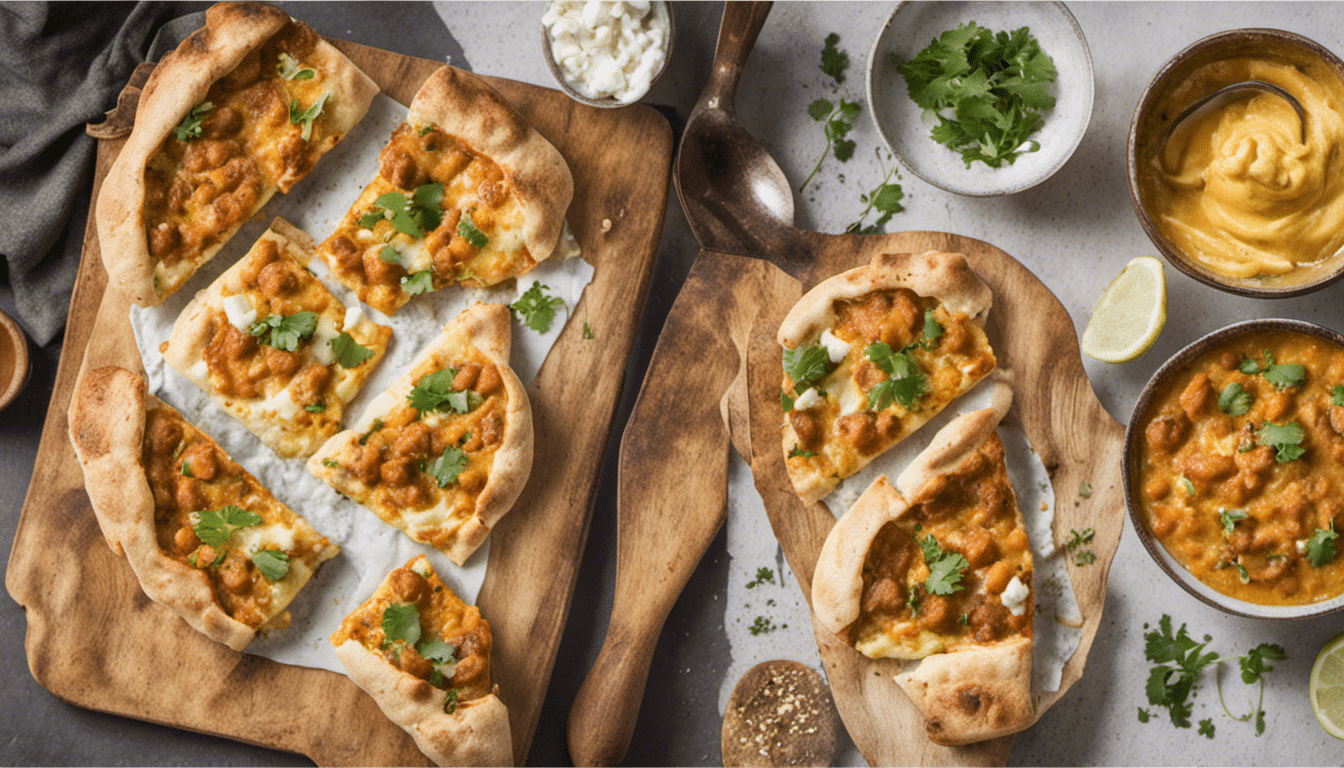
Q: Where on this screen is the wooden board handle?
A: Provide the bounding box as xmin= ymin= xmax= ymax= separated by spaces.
xmin=567 ymin=255 xmax=741 ymax=765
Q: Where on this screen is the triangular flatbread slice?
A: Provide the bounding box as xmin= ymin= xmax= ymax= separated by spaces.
xmin=330 ymin=554 xmax=512 ymax=767
xmin=161 ymin=218 xmax=392 ymax=458
xmin=68 ymin=366 xmax=338 ymax=651
xmin=311 ymin=64 xmax=574 ymax=314
xmin=778 ymin=251 xmax=996 ymax=504
xmin=97 ymin=1 xmax=378 ymax=306
xmin=307 ymin=303 xmax=532 ymax=564
xmin=812 ymin=390 xmax=1034 ymax=745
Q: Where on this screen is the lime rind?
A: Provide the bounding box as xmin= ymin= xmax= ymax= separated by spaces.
xmin=1310 ymin=631 xmax=1344 ymax=739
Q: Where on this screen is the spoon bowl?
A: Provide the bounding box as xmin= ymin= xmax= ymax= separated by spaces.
xmin=1164 ymin=79 xmax=1306 ymax=148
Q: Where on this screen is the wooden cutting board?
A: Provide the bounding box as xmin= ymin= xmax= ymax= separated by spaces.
xmin=716 ymin=230 xmax=1123 ymax=765
xmin=4 ymin=41 xmax=671 ymax=766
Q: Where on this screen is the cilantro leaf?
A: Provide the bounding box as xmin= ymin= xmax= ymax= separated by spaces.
xmin=288 ymin=92 xmax=330 ymax=141
xmin=783 ymin=343 xmax=835 ymax=389
xmin=891 ymin=22 xmax=1057 ymax=168
xmin=416 ymin=635 xmax=458 ymax=666
xmin=304 ymin=403 xmax=326 ymax=413
xmin=800 ymin=98 xmax=862 ymax=190
xmin=251 ymin=549 xmax=290 ymax=581
xmin=1307 ymin=523 xmax=1338 ymax=568
xmin=1257 ymin=420 xmax=1305 ymax=463
xmin=1263 ymin=363 xmax=1306 ymax=390
xmin=329 ymin=332 xmax=374 ymax=369
xmin=379 ymin=244 xmax=403 ymax=265
xmin=1138 ymin=707 xmax=1151 ymax=724
xmin=780 ymin=390 xmax=794 ymax=412
xmin=401 ymin=269 xmax=433 ymax=296
xmin=382 ymin=603 xmax=421 ymax=646
xmin=1240 ymin=643 xmax=1286 ymax=684
xmin=510 ymin=281 xmax=566 ymax=333
xmin=583 ymin=322 xmax=594 ymax=339
xmin=444 ymin=687 xmax=460 ymax=714
xmin=407 ymin=369 xmax=458 ymax=413
xmin=807 ymin=98 xmax=833 ymax=121
xmin=922 ymin=310 xmax=944 ymax=347
xmin=1078 ymin=481 xmax=1093 ymax=499
xmin=430 ymin=447 xmax=469 ymax=488
xmin=172 ymin=101 xmax=213 ymax=141
xmin=1198 ymin=718 xmax=1215 ymax=739
xmin=369 ymin=183 xmax=444 ymax=238
xmin=821 ymin=32 xmax=849 ymax=83
xmin=193 ymin=505 xmax=262 ymax=551
xmin=1333 ymin=384 xmax=1344 ymax=407
xmin=276 ymin=52 xmax=316 ymax=81
xmin=249 ymin=311 xmax=318 ymax=352
xmin=457 ymin=209 xmax=489 ymax=249
xmin=1239 ymin=356 xmax=1263 ymax=375
xmin=846 ymin=148 xmax=906 ymax=235
xmin=1218 ymin=382 xmax=1252 ymax=417
xmin=788 ymin=447 xmax=818 ymax=459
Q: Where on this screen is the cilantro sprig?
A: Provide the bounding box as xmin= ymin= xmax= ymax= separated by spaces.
xmin=457 ymin=209 xmax=489 ymax=249
xmin=401 ymin=270 xmax=434 ymax=296
xmin=846 ymin=148 xmax=905 ymax=234
xmin=172 ymin=101 xmax=214 ymax=141
xmin=1307 ymin=523 xmax=1338 ymax=568
xmin=800 ymin=97 xmax=860 ymax=191
xmin=1065 ymin=527 xmax=1096 ymax=567
xmin=914 ymin=525 xmax=969 ymax=595
xmin=407 ymin=368 xmax=484 ymax=414
xmin=782 ymin=342 xmax=835 ymax=395
xmin=192 ymin=505 xmax=262 ymax=566
xmin=430 ymin=447 xmax=469 ymax=488
xmin=892 ymin=21 xmax=1057 ymax=168
xmin=251 ymin=549 xmax=289 ymax=581
xmin=381 ymin=603 xmax=461 ymax=687
xmin=821 ymin=32 xmax=849 ymax=83
xmin=510 ymin=282 xmax=566 ymax=333
xmin=249 ymin=311 xmax=317 ymax=352
xmin=1141 ymin=614 xmax=1285 ymax=736
xmin=1218 ymin=382 xmax=1252 ymax=417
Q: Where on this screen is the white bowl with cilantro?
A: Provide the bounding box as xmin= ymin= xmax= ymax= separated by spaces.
xmin=868 ymin=1 xmax=1094 ymax=196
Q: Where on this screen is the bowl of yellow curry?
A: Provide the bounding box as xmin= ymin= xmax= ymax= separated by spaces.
xmin=1128 ymin=29 xmax=1344 ymax=298
xmin=1125 ymin=319 xmax=1344 ymax=619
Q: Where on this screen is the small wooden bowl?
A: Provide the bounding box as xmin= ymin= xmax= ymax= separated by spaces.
xmin=540 ymin=1 xmax=674 ymax=109
xmin=1124 ymin=318 xmax=1344 ymax=619
xmin=0 ymin=307 xmax=30 ymax=411
xmin=1127 ymin=29 xmax=1344 ymax=298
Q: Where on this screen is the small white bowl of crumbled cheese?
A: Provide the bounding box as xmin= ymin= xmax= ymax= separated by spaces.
xmin=541 ymin=0 xmax=673 ymax=107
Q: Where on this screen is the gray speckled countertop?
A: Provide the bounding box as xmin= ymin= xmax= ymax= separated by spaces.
xmin=5 ymin=2 xmax=1344 ymax=765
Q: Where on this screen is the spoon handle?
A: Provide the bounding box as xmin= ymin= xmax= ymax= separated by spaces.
xmin=566 ymin=255 xmax=738 ymax=766
xmin=704 ymin=2 xmax=774 ymax=108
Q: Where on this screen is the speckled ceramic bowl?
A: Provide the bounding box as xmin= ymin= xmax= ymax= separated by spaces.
xmin=1124 ymin=318 xmax=1344 ymax=620
xmin=540 ymin=1 xmax=674 ymax=109
xmin=1127 ymin=29 xmax=1344 ymax=298
xmin=867 ymin=1 xmax=1094 ymax=196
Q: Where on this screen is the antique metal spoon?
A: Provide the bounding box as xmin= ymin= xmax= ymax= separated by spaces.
xmin=1164 ymin=79 xmax=1306 ymax=146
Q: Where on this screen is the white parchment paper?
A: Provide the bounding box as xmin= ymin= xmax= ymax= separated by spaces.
xmin=129 ymin=93 xmax=593 ymax=674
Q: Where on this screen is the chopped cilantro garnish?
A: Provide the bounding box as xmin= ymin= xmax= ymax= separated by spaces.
xmin=181 ymin=461 xmax=193 ymax=478
xmin=456 ymin=209 xmax=489 ymax=249
xmin=1218 ymin=382 xmax=1252 ymax=417
xmin=510 ymin=282 xmax=566 ymax=333
xmin=1263 ymin=363 xmax=1305 ymax=390
xmin=821 ymin=32 xmax=849 ymax=83
xmin=864 ymin=342 xmax=927 ymax=411
xmin=846 ymin=148 xmax=906 ymax=234
xmin=749 ymin=616 xmax=778 ymax=636
xmin=892 ymin=22 xmax=1057 ymax=168
xmin=1257 ymin=420 xmax=1305 ymax=463
xmin=745 ymin=567 xmax=775 ymax=588
xmin=1307 ymin=523 xmax=1338 ymax=568
xmin=367 ymin=183 xmax=445 ymax=238
xmin=276 ymin=52 xmax=316 ymax=81
xmin=288 ymin=92 xmax=330 ymax=141
xmin=583 ymin=322 xmax=594 ymax=339
xmin=304 ymin=402 xmax=326 ymax=413
xmin=382 ymin=603 xmax=421 ymax=646
xmin=251 ymin=548 xmax=289 ymax=581
xmin=172 ymin=101 xmax=213 ymax=141
xmin=914 ymin=526 xmax=968 ymax=595
xmin=359 ymin=418 xmax=384 ymax=445
xmin=800 ymin=97 xmax=860 ymax=191
xmin=782 ymin=342 xmax=835 ymax=390
xmin=1220 ymin=509 xmax=1247 ymax=536
xmin=788 ymin=447 xmax=818 ymax=459
xmin=249 ymin=311 xmax=317 ymax=352
xmin=401 ymin=269 xmax=433 ymax=296
xmin=1078 ymin=481 xmax=1093 ymax=499
xmin=1333 ymin=384 xmax=1344 ymax=407
xmin=430 ymin=447 xmax=469 ymax=488
xmin=329 ymin=332 xmax=374 ymax=369
xmin=193 ymin=505 xmax=261 ymax=564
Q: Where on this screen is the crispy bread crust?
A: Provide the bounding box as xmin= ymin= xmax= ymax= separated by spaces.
xmin=96 ymin=2 xmax=378 ymax=307
xmin=161 ymin=218 xmax=392 ymax=458
xmin=68 ymin=366 xmax=255 ymax=650
xmin=777 ymin=251 xmax=993 ymax=348
xmin=408 ymin=65 xmax=574 ymax=263
xmin=894 ymin=636 xmax=1034 ymax=746
xmin=811 ymin=475 xmax=906 ymax=639
xmin=894 ymin=381 xmax=1013 ymax=500
xmin=307 ymin=303 xmax=532 ymax=565
xmin=333 ymin=638 xmax=512 ymax=766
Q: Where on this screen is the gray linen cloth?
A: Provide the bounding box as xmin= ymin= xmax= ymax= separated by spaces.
xmin=0 ymin=2 xmax=185 ymax=346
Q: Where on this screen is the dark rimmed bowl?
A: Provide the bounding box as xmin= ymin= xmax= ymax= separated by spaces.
xmin=540 ymin=1 xmax=674 ymax=109
xmin=1124 ymin=318 xmax=1344 ymax=619
xmin=1127 ymin=29 xmax=1344 ymax=298
xmin=0 ymin=308 xmax=29 ymax=411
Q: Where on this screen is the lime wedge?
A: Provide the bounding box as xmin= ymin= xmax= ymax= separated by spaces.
xmin=1080 ymin=256 xmax=1167 ymax=363
xmin=1311 ymin=630 xmax=1344 ymax=739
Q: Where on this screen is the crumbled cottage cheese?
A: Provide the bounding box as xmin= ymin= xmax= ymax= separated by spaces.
xmin=543 ymin=1 xmax=669 ymax=104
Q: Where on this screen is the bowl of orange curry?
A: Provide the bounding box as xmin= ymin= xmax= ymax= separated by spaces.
xmin=1125 ymin=318 xmax=1344 ymax=619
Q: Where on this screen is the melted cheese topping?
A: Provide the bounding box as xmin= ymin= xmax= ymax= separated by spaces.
xmin=313 ymin=122 xmax=543 ymax=315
